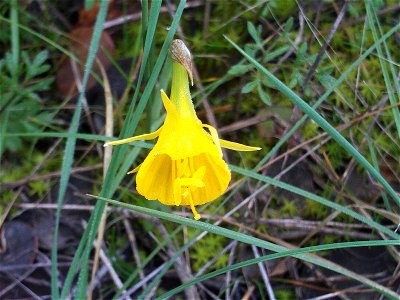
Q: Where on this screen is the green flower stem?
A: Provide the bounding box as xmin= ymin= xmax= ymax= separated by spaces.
xmin=170 ymin=61 xmax=197 ymax=118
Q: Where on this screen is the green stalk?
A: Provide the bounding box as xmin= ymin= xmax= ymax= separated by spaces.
xmin=170 ymin=61 xmax=197 ymax=118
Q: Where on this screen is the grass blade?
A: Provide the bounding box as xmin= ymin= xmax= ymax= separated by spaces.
xmin=92 ymin=195 xmax=400 ymax=299
xmin=159 ymin=239 xmax=400 ymax=299
xmin=254 ymin=22 xmax=400 ymax=170
xmin=51 ymin=1 xmax=109 ymax=299
xmin=366 ymin=2 xmax=400 ymax=137
xmin=9 ymin=0 xmax=19 ymax=84
xmin=225 ymin=36 xmax=400 ymax=207
xmin=230 ymin=165 xmax=399 ymax=239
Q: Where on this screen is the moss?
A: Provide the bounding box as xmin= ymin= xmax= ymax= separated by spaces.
xmin=303 ymin=198 xmax=329 ymax=220
xmin=188 ymin=229 xmax=229 ymax=273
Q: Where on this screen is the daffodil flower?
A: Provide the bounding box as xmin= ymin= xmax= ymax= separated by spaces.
xmin=105 ymin=40 xmax=260 ymax=220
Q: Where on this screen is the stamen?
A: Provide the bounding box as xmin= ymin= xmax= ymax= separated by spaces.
xmin=188 ymin=192 xmax=201 ymax=220
xmin=173 ymin=178 xmax=182 ymax=206
xmin=179 ymin=178 xmax=204 ymax=188
xmin=173 ymin=158 xmax=206 ymax=218
xmin=172 ymin=159 xmax=176 ymax=183
xmin=182 ymin=188 xmax=190 ymax=199
xmin=177 ymin=158 xmax=188 ymax=177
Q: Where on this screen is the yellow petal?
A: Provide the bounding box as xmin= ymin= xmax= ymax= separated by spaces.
xmin=174 ymin=178 xmax=182 ymax=206
xmin=104 ymin=126 xmax=162 ymax=147
xmin=220 ymin=139 xmax=261 ymax=152
xmin=127 ymin=164 xmax=141 ymax=174
xmin=161 ymin=89 xmax=179 ymax=117
xmin=155 ymin=116 xmax=220 ymax=160
xmin=202 ymin=124 xmax=222 ymax=156
xmin=186 ymin=153 xmax=231 ymax=206
xmin=136 ymin=153 xmax=173 ymax=203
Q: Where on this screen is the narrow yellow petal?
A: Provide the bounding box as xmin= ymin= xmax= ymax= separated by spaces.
xmin=104 ymin=126 xmax=163 ymax=147
xmin=219 ymin=139 xmax=261 ymax=152
xmin=202 ymin=124 xmax=222 ymax=156
xmin=127 ymin=164 xmax=141 ymax=174
xmin=161 ymin=89 xmax=179 ymax=116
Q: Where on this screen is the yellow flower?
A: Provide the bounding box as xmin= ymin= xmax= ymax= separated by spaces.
xmin=105 ymin=41 xmax=260 ymax=220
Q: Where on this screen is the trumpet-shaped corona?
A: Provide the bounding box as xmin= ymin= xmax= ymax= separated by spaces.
xmin=105 ymin=42 xmax=260 ymax=220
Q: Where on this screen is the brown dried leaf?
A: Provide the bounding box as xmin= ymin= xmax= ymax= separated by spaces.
xmin=56 ymin=3 xmax=117 ymax=97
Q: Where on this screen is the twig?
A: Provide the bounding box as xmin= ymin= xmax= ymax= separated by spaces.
xmin=225 ymin=241 xmax=238 ymax=300
xmin=241 ymin=285 xmax=256 ymax=300
xmin=119 ymin=263 xmax=166 ymax=300
xmin=2 ymin=164 xmax=102 ymax=188
xmin=154 ymin=221 xmax=200 ymax=300
xmin=70 ymin=58 xmax=103 ymax=157
xmin=202 ymin=0 xmax=211 ymax=35
xmin=302 ymin=1 xmax=349 ymax=89
xmin=103 ymin=0 xmax=205 ymax=29
xmin=88 ymin=60 xmax=114 ymax=300
xmin=251 ymin=245 xmax=276 ymax=300
xmin=122 ymin=212 xmax=146 ymax=286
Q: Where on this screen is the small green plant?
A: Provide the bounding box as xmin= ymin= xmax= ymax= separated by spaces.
xmin=0 ymin=50 xmax=53 ymax=155
xmin=275 ymin=288 xmax=296 ymax=300
xmin=28 ymin=180 xmax=50 ymax=198
xmin=189 ymin=231 xmax=229 ymax=272
xmin=303 ymin=198 xmax=328 ymax=220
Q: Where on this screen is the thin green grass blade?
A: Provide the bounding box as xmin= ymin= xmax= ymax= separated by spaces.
xmin=252 ymin=22 xmax=400 ymax=171
xmin=1 ymin=1 xmax=19 ymax=160
xmin=159 ymin=239 xmax=400 ymax=299
xmin=51 ymin=1 xmax=109 ymax=299
xmin=367 ymin=138 xmax=391 ymax=211
xmin=93 ymin=196 xmax=400 ymax=299
xmin=4 ymin=132 xmax=117 ymax=142
xmin=366 ymin=2 xmax=400 ymax=137
xmin=0 ymin=111 xmax=10 ymax=161
xmin=9 ymin=0 xmax=19 ymax=84
xmin=112 ymin=226 xmax=183 ymax=300
xmin=84 ymin=0 xmax=95 ymax=10
xmin=230 ymin=165 xmax=399 ymax=239
xmin=150 ymin=57 xmax=172 ymax=129
xmin=141 ymin=0 xmax=149 ymax=42
xmin=225 ymin=36 xmax=400 ymax=207
xmin=372 ymin=12 xmax=400 ymax=100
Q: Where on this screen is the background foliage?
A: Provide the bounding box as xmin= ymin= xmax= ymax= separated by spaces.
xmin=0 ymin=0 xmax=399 ymax=299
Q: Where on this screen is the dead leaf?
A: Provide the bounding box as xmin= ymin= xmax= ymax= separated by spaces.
xmin=56 ymin=2 xmax=118 ymax=97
